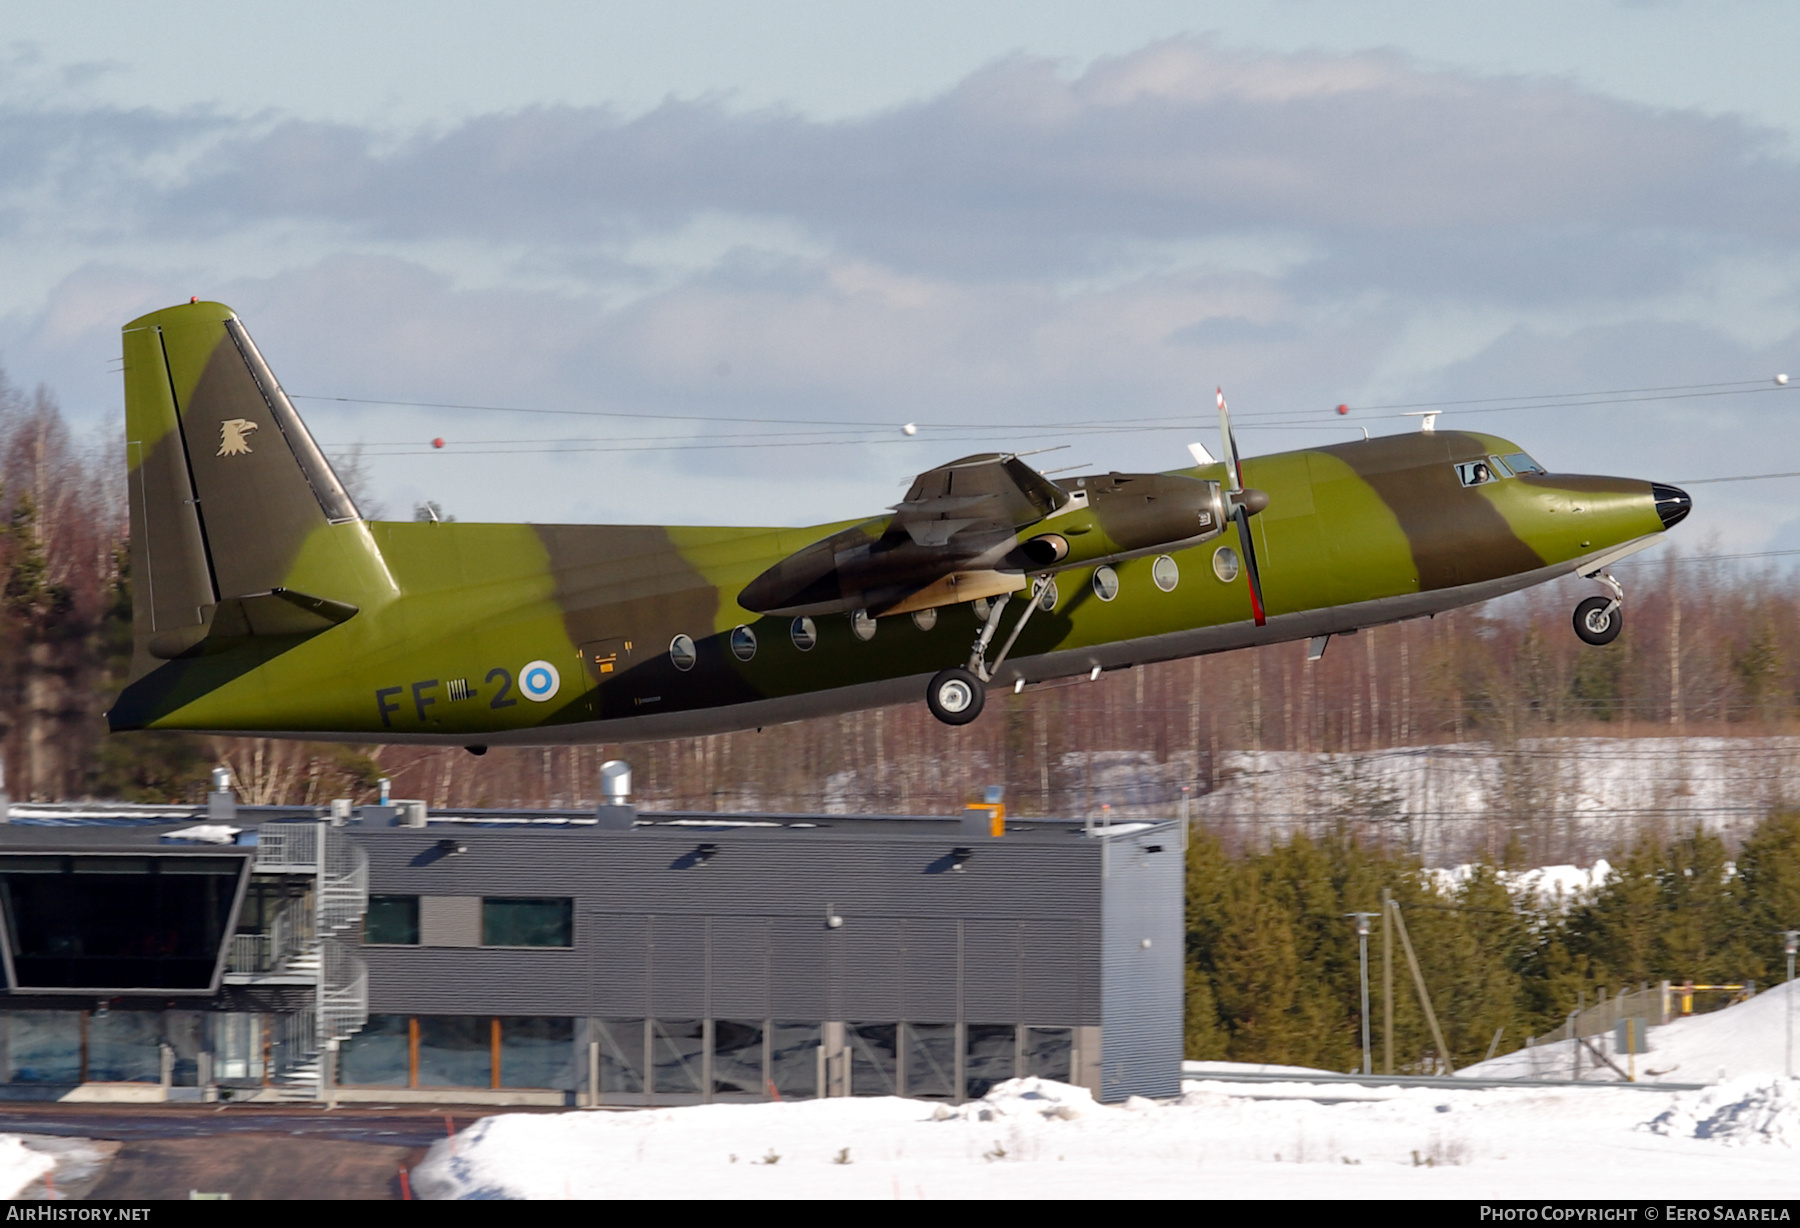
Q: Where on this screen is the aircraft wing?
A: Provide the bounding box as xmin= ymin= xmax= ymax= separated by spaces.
xmin=737 ymin=453 xmax=1069 ymax=618
xmin=888 ymin=453 xmax=1070 ymax=548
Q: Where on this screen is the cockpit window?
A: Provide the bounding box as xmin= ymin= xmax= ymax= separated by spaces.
xmin=1487 ymin=454 xmax=1514 ymax=477
xmin=1502 ymin=452 xmax=1546 ymax=475
xmin=1455 ymin=460 xmax=1497 ymax=487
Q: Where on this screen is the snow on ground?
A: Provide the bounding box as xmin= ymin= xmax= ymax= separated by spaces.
xmin=416 ymin=990 xmax=1800 ymax=1200
xmin=0 ymin=1135 xmax=58 ymax=1198
xmin=1465 ymin=978 xmax=1800 ymax=1084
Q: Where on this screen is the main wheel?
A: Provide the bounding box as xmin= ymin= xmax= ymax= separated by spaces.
xmin=926 ymin=667 xmax=986 ymax=726
xmin=1573 ymin=596 xmax=1622 ymax=646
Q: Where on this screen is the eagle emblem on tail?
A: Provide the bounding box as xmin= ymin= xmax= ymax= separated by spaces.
xmin=217 ymin=418 xmax=259 ymax=456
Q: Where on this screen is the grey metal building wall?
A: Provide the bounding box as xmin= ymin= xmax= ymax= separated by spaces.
xmin=354 ymin=825 xmax=1106 ymax=1027
xmin=1100 ymin=823 xmax=1185 ymax=1100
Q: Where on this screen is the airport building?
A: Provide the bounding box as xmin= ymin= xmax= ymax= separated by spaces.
xmin=0 ymin=784 xmax=1181 ymax=1107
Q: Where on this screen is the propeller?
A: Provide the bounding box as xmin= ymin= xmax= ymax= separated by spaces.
xmin=1216 ymin=388 xmax=1269 ymax=627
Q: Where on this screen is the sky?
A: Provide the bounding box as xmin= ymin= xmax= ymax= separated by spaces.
xmin=4 ymin=1 xmax=1800 ymax=554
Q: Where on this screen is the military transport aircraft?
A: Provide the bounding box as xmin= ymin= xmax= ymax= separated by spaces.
xmin=107 ymin=300 xmax=1692 ymax=746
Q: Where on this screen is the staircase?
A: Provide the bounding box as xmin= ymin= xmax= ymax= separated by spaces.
xmin=255 ymin=822 xmax=370 ymax=1101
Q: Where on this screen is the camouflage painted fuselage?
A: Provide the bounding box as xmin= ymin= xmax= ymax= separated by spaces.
xmin=108 ymin=302 xmax=1683 ymax=745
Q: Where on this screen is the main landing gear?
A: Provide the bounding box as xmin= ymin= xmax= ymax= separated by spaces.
xmin=927 ymin=667 xmax=986 ymax=725
xmin=1573 ymin=571 xmax=1624 ymax=646
xmin=925 ymin=578 xmax=1050 ymax=726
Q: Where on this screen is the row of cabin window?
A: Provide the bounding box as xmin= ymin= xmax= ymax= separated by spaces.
xmin=364 ymin=896 xmax=572 ymax=947
xmin=667 ymin=557 xmax=1198 ymax=670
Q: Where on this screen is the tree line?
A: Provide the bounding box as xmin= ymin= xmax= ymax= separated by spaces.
xmin=1184 ymin=812 xmax=1800 ymax=1069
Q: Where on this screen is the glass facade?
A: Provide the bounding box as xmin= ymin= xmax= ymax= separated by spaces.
xmin=847 ymin=1023 xmax=898 ymax=1096
xmin=416 ymin=1016 xmax=491 ymax=1088
xmin=650 ymin=1019 xmax=704 ymax=1095
xmin=905 ymin=1023 xmax=957 ymax=1099
xmin=481 ymin=898 xmax=572 ymax=948
xmin=769 ymin=1022 xmax=821 ymax=1099
xmin=964 ymin=1024 xmax=1017 ymax=1098
xmin=0 ymin=855 xmax=245 ymax=990
xmin=0 ymin=1008 xmax=1078 ymax=1100
xmin=1024 ymin=1026 xmax=1073 ymax=1081
xmin=500 ymin=1017 xmax=574 ymax=1090
xmin=593 ymin=1019 xmax=644 ymax=1093
xmin=1 ymin=1011 xmax=80 ymax=1083
xmin=711 ymin=1020 xmax=763 ymax=1096
xmin=339 ymin=1013 xmax=408 ymax=1086
xmin=87 ymin=1011 xmax=163 ymax=1082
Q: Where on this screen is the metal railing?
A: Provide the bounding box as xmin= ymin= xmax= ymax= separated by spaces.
xmin=227 ymin=933 xmax=269 ymax=974
xmin=318 ymin=936 xmax=368 ymax=1045
xmin=318 ymin=827 xmax=368 ymax=935
xmin=226 ymin=896 xmax=315 ymax=975
xmin=255 ymin=821 xmax=321 ymax=872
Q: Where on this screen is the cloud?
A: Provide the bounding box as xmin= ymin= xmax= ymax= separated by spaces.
xmin=135 ymin=40 xmax=1796 ymax=274
xmin=2 ymin=37 xmax=1799 ymax=541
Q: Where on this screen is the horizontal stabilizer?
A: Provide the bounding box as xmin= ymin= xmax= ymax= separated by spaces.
xmin=148 ymin=588 xmax=359 ymax=659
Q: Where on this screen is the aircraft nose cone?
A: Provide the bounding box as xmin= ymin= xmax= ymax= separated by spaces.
xmin=1652 ymin=483 xmax=1692 ymax=530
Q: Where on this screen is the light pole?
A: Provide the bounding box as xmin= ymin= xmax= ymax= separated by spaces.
xmin=1783 ymin=930 xmax=1798 ymax=1078
xmin=1347 ymin=912 xmax=1380 ymax=1076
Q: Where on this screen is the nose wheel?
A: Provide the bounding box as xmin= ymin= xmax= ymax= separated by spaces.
xmin=927 ymin=667 xmax=986 ymax=725
xmin=1573 ymin=571 xmax=1624 ymax=646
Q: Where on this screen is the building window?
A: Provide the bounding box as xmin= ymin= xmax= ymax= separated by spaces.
xmin=87 ymin=1011 xmax=162 ymax=1083
xmin=711 ymin=1020 xmax=764 ymax=1096
xmin=965 ymin=1023 xmax=1017 ymax=1098
xmin=769 ymin=1021 xmax=821 ymax=1100
xmin=339 ymin=1015 xmax=576 ymax=1089
xmin=500 ymin=1017 xmax=574 ymax=1090
xmin=1 ymin=1011 xmax=81 ymax=1084
xmin=1024 ymin=1026 xmax=1073 ymax=1082
xmin=339 ymin=1014 xmax=409 ymax=1086
xmin=593 ymin=1019 xmax=644 ymax=1094
xmin=364 ymin=895 xmax=420 ymax=945
xmin=651 ymin=1019 xmax=704 ymax=1096
xmin=904 ymin=1023 xmax=956 ymax=1099
xmin=416 ymin=1016 xmax=491 ymax=1088
xmin=481 ymin=898 xmax=573 ymax=948
xmin=847 ymin=1022 xmax=897 ymax=1096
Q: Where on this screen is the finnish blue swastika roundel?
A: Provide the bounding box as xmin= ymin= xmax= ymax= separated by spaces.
xmin=520 ymin=660 xmax=560 ymax=702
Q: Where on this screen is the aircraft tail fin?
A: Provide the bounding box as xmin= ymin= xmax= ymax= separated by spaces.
xmin=120 ymin=301 xmax=383 ymax=677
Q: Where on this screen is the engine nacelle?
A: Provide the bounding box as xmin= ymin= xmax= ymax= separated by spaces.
xmin=1016 ymin=471 xmax=1239 ymax=572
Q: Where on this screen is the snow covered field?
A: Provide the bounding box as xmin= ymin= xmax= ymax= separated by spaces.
xmin=415 ymin=985 xmax=1800 ymax=1200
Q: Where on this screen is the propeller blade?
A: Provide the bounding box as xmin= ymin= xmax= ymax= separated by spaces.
xmin=1234 ymin=504 xmax=1267 ymax=626
xmin=1216 ymin=388 xmax=1243 ymax=492
xmin=1218 ymin=385 xmax=1265 ymax=624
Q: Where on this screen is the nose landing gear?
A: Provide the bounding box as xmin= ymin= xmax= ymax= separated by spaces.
xmin=1574 ymin=571 xmax=1624 ymax=646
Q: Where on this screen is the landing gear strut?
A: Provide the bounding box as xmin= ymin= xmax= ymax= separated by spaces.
xmin=1573 ymin=571 xmax=1624 ymax=646
xmin=924 ymin=578 xmax=1051 ymax=726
